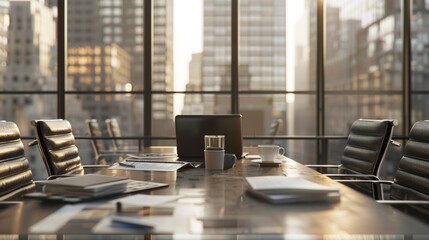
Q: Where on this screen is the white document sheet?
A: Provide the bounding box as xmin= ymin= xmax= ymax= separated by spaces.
xmin=29 ymin=204 xmax=87 ymax=233
xmin=109 ymin=161 xmax=185 ymax=171
xmin=92 ymin=203 xmax=195 ymax=234
xmin=110 ymin=194 xmax=181 ymax=207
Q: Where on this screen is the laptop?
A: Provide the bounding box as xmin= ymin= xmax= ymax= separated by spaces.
xmin=175 ymin=114 xmax=244 ymax=165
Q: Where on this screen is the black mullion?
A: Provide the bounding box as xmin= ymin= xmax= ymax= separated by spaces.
xmin=144 ymin=0 xmax=153 ymax=147
xmin=316 ymin=0 xmax=326 ymax=164
xmin=57 ymin=0 xmax=67 ymax=119
xmin=231 ymin=0 xmax=239 ymax=113
xmin=402 ymin=0 xmax=411 ymax=134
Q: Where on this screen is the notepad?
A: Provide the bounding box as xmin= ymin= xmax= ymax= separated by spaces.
xmin=42 ymin=174 xmax=130 ymax=197
xmin=245 ymin=176 xmax=340 ymax=204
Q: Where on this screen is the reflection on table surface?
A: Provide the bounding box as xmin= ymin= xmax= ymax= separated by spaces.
xmin=0 ymin=147 xmax=428 ymax=238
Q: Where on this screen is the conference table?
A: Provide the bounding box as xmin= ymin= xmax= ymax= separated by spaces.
xmin=0 ymin=147 xmax=428 ymax=239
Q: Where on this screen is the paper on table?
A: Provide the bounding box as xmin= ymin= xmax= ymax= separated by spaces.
xmin=246 ymin=176 xmax=339 ymax=194
xmin=29 ymin=204 xmax=87 ymax=233
xmin=111 ymin=194 xmax=181 ymax=207
xmin=109 ymin=161 xmax=185 ymax=171
xmin=92 ymin=203 xmax=195 ymax=234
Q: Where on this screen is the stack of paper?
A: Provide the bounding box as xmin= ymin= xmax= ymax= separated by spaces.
xmin=245 ymin=176 xmax=340 ymax=204
xmin=43 ymin=174 xmax=130 ymax=197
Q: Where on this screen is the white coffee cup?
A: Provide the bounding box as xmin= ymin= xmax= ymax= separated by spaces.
xmin=204 ymin=149 xmax=225 ymax=170
xmin=257 ymin=145 xmax=285 ymax=162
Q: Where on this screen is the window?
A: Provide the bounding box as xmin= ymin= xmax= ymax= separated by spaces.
xmin=0 ymin=0 xmax=417 ymax=180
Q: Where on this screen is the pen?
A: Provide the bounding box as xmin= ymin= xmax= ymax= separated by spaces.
xmin=118 ymin=161 xmax=136 ymax=168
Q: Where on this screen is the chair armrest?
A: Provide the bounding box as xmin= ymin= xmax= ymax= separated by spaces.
xmin=325 ymin=174 xmax=380 ymax=180
xmin=377 ymin=200 xmax=429 ymax=205
xmin=335 ymin=179 xmax=393 ymax=184
xmin=390 ymin=139 xmax=401 ymax=147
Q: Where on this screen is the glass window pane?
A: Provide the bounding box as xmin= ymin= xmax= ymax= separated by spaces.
xmin=65 ymin=94 xmax=143 ymax=137
xmin=239 ymin=92 xmax=316 ymax=161
xmin=181 ymin=92 xmax=231 ymax=114
xmin=325 ymin=0 xmax=403 ymax=136
xmin=412 ymin=94 xmax=429 ymax=123
xmin=292 ymin=0 xmax=316 ymax=92
xmin=1 ymin=1 xmax=57 ymax=91
xmin=239 ymin=94 xmax=287 ymax=136
xmin=67 ymin=0 xmax=144 ymax=91
xmin=240 ymin=0 xmax=286 ymax=91
xmin=325 ymin=94 xmax=403 ymax=135
xmin=411 ymin=1 xmax=429 ymax=120
xmin=0 ymin=94 xmax=57 ymax=134
xmin=202 ymin=0 xmax=232 ymax=91
xmin=325 ymin=0 xmax=402 ymax=90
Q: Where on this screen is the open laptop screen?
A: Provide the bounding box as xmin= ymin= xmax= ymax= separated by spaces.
xmin=175 ymin=114 xmax=243 ymax=159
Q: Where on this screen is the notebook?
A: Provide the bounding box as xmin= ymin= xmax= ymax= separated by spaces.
xmin=245 ymin=176 xmax=340 ymax=204
xmin=42 ymin=174 xmax=130 ymax=197
xmin=175 ymin=114 xmax=244 ymax=164
xmin=24 ymin=174 xmax=169 ymax=203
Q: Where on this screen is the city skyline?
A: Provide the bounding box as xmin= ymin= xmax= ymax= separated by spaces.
xmin=1 ymin=0 xmax=428 ymax=179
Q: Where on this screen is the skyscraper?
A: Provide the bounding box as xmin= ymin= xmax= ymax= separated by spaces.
xmin=66 ymin=0 xmax=174 ymax=136
xmin=187 ymin=0 xmax=287 ymax=135
xmin=5 ymin=0 xmax=57 ymax=133
xmin=5 ymin=0 xmax=57 ymax=178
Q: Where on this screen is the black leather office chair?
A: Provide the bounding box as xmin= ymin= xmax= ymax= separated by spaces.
xmin=306 ymin=119 xmax=398 ymax=199
xmin=30 ymin=119 xmax=109 ymax=178
xmin=105 ymin=118 xmax=139 ymax=152
xmin=85 ymin=119 xmax=128 ymax=163
xmin=0 ymin=121 xmax=35 ymax=201
xmin=339 ymin=120 xmax=429 ymax=222
xmin=386 ymin=120 xmax=429 ymax=215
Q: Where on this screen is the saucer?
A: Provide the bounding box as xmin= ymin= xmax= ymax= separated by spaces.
xmin=250 ymin=159 xmax=282 ymax=164
xmin=250 ymin=159 xmax=282 ymax=167
xmin=250 ymin=158 xmax=283 ymax=164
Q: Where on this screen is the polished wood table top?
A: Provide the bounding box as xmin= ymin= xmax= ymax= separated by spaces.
xmin=0 ymin=155 xmax=428 ymax=238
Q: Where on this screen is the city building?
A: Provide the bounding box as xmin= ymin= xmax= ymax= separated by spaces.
xmin=186 ymin=0 xmax=287 ymax=137
xmin=66 ymin=0 xmax=174 ymax=136
xmin=4 ymin=0 xmax=57 ymax=177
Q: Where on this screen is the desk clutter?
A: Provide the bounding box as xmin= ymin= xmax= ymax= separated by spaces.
xmin=24 ymin=174 xmax=168 ymax=203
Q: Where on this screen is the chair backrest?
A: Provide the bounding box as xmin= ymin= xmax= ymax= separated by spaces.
xmin=265 ymin=118 xmax=283 ymax=144
xmin=390 ymin=120 xmax=429 ymax=213
xmin=31 ymin=119 xmax=84 ymax=176
xmin=85 ymin=119 xmax=106 ymax=157
xmin=341 ymin=119 xmax=396 ymax=176
xmin=105 ymin=118 xmax=124 ymax=151
xmin=0 ymin=121 xmax=35 ymax=200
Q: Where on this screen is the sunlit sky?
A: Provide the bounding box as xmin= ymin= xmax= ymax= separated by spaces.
xmin=173 ymin=1 xmax=304 ymax=114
